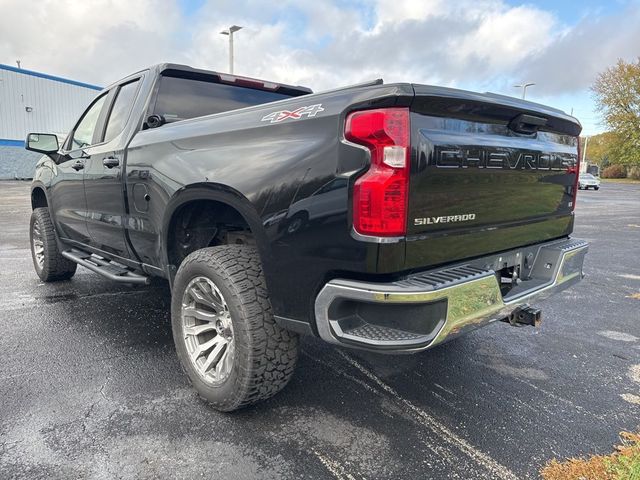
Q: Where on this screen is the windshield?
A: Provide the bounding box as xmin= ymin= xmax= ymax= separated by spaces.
xmin=580 ymin=174 xmax=595 ymax=179
xmin=152 ymin=73 xmax=293 ymax=121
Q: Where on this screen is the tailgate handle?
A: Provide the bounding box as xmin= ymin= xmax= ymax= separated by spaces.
xmin=508 ymin=114 xmax=547 ymax=135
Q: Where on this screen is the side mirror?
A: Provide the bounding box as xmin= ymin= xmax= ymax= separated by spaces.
xmin=25 ymin=133 xmax=59 ymax=154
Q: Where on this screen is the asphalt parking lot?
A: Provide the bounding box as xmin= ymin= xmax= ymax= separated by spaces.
xmin=0 ymin=180 xmax=638 ymax=479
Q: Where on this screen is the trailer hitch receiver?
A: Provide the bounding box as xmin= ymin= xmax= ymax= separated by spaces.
xmin=503 ymin=305 xmax=542 ymax=327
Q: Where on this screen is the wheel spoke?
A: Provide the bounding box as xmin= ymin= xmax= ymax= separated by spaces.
xmin=200 ymin=339 xmax=227 ymax=374
xmin=218 ymin=342 xmax=234 ymax=377
xmin=183 ymin=323 xmax=217 ymax=337
xmin=190 ymin=336 xmax=221 ymax=362
xmin=191 ymin=281 xmax=226 ymax=312
xmin=182 ymin=305 xmax=219 ymax=322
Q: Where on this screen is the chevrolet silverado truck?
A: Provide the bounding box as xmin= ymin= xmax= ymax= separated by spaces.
xmin=26 ymin=63 xmax=588 ymax=411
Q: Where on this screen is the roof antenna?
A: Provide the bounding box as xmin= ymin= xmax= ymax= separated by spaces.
xmin=16 ymin=60 xmax=21 ymax=69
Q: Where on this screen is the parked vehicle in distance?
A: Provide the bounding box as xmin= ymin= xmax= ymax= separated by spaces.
xmin=26 ymin=63 xmax=589 ymax=411
xmin=578 ymin=173 xmax=601 ymax=190
xmin=586 ymin=164 xmax=600 ymax=176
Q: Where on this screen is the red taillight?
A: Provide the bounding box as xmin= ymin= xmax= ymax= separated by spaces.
xmin=345 ymin=108 xmax=410 ymax=237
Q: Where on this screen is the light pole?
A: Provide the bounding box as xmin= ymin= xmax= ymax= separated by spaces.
xmin=514 ymin=82 xmax=535 ymax=100
xmin=582 ymin=136 xmax=589 ymax=172
xmin=220 ymin=25 xmax=242 ymax=74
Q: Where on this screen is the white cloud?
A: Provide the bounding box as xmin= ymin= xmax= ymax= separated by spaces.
xmin=374 ymin=0 xmax=447 ymax=25
xmin=0 ymin=0 xmax=638 ymax=133
xmin=453 ymin=5 xmax=559 ymax=70
xmin=0 ymin=0 xmax=183 ymax=84
xmin=516 ymin=5 xmax=640 ymax=95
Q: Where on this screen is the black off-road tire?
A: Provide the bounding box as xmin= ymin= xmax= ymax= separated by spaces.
xmin=171 ymin=245 xmax=299 ymax=411
xmin=29 ymin=208 xmax=77 ymax=282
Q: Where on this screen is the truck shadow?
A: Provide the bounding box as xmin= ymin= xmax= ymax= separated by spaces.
xmin=39 ymin=276 xmax=174 ymax=352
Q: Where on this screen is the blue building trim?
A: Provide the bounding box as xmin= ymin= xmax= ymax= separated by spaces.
xmin=0 ymin=139 xmax=25 ymax=147
xmin=0 ymin=64 xmax=102 ymax=91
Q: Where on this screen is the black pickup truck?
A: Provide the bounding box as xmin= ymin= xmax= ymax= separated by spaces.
xmin=26 ymin=63 xmax=588 ymax=411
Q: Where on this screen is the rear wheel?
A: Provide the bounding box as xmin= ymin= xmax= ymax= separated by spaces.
xmin=29 ymin=208 xmax=77 ymax=282
xmin=171 ymin=245 xmax=299 ymax=411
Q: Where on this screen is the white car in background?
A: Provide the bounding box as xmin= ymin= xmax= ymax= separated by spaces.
xmin=578 ymin=173 xmax=601 ymax=190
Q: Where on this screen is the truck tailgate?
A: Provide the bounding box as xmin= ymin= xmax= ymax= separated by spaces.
xmin=405 ymin=86 xmax=581 ymax=269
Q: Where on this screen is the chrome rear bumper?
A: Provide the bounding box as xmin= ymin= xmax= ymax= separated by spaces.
xmin=314 ymin=238 xmax=588 ymax=352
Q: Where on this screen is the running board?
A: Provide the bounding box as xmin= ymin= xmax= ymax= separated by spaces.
xmin=61 ymin=249 xmax=150 ymax=285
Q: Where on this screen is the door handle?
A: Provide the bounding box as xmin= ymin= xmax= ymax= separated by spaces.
xmin=71 ymin=161 xmax=85 ymax=171
xmin=103 ymin=156 xmax=120 ymax=168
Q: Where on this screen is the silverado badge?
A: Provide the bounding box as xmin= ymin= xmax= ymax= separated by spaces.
xmin=414 ymin=214 xmax=476 ymax=226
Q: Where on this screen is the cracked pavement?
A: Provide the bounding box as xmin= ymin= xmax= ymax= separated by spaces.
xmin=1 ymin=180 xmax=639 ymax=479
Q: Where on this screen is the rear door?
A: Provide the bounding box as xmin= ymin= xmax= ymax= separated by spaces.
xmin=405 ymin=86 xmax=581 ymax=269
xmin=83 ymin=78 xmax=142 ymax=258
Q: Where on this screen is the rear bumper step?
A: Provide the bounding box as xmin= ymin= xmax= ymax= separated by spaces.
xmin=314 ymin=237 xmax=588 ymax=353
xmin=61 ymin=249 xmax=150 ymax=285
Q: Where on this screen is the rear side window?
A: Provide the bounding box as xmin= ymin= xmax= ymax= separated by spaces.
xmin=104 ymin=80 xmax=140 ymax=142
xmin=152 ymin=74 xmax=292 ymax=121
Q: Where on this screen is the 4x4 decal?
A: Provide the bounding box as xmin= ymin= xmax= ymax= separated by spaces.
xmin=261 ymin=104 xmax=325 ymax=123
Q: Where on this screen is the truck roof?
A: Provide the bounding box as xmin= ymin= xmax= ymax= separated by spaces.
xmin=110 ymin=63 xmax=313 ymax=97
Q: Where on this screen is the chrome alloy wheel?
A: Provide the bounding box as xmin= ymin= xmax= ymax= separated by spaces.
xmin=181 ymin=276 xmax=235 ymax=385
xmin=31 ymin=218 xmax=45 ymax=269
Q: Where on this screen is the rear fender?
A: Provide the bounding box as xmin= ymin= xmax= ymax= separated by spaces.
xmin=161 ymin=183 xmax=272 ymax=285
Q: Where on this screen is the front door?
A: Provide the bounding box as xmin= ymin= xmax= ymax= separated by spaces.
xmin=51 ymin=93 xmax=108 ymax=244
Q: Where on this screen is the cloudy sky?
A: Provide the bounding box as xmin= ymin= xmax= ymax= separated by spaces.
xmin=2 ymin=0 xmax=639 ymax=135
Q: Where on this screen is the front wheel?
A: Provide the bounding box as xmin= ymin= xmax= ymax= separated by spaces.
xmin=594 ymin=186 xmax=600 ymax=190
xmin=171 ymin=245 xmax=299 ymax=411
xmin=29 ymin=208 xmax=77 ymax=282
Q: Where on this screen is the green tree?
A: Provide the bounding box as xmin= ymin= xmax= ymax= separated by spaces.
xmin=581 ymin=132 xmax=613 ymax=165
xmin=591 ymin=59 xmax=640 ymax=167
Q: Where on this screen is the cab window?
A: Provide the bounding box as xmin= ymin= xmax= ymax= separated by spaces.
xmin=152 ymin=72 xmax=293 ymax=121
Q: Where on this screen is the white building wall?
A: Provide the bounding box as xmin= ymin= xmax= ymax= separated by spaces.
xmin=0 ymin=65 xmax=101 ymax=141
xmin=0 ymin=64 xmax=102 ymax=179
